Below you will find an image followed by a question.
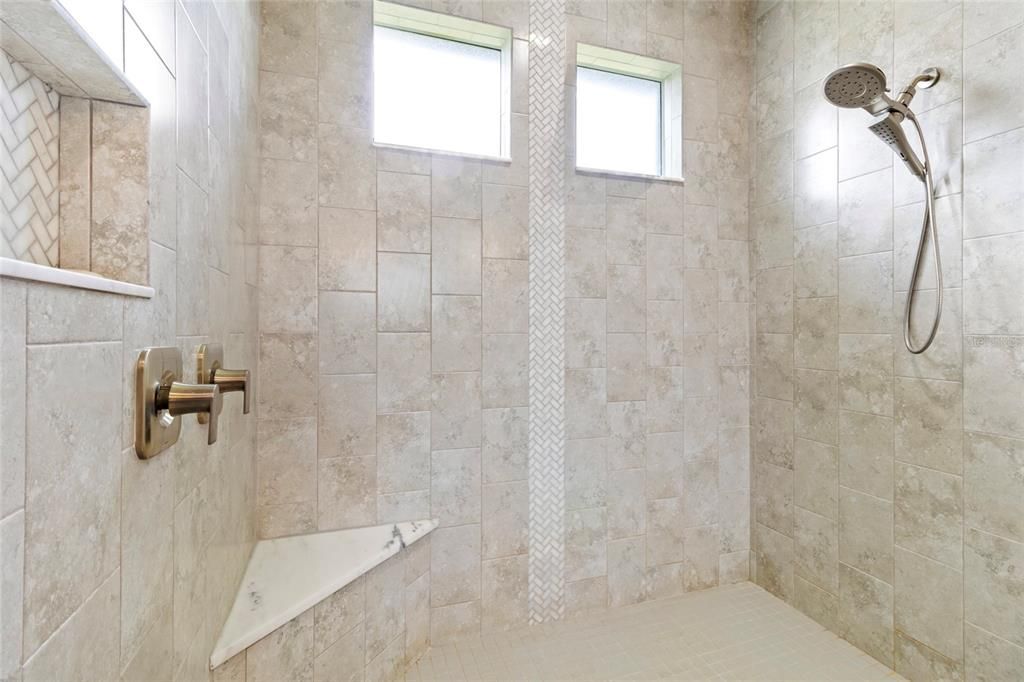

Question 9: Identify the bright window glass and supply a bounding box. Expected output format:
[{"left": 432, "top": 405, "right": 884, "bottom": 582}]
[
  {"left": 373, "top": 26, "right": 502, "bottom": 157},
  {"left": 576, "top": 67, "right": 661, "bottom": 176}
]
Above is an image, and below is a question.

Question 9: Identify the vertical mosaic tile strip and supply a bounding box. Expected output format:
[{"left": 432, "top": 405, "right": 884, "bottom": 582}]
[
  {"left": 0, "top": 52, "right": 59, "bottom": 266},
  {"left": 527, "top": 0, "right": 567, "bottom": 624}
]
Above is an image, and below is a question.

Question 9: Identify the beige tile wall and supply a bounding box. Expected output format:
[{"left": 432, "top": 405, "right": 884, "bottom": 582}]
[
  {"left": 750, "top": 0, "right": 1024, "bottom": 678},
  {"left": 256, "top": 0, "right": 754, "bottom": 652},
  {"left": 0, "top": 1, "right": 262, "bottom": 680}
]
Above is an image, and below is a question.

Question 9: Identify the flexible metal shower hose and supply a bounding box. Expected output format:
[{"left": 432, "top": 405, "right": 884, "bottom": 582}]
[{"left": 902, "top": 112, "right": 942, "bottom": 354}]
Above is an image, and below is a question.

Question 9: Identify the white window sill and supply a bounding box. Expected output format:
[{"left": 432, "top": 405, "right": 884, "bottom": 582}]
[
  {"left": 0, "top": 257, "right": 154, "bottom": 298},
  {"left": 372, "top": 141, "right": 511, "bottom": 165},
  {"left": 575, "top": 166, "right": 686, "bottom": 184}
]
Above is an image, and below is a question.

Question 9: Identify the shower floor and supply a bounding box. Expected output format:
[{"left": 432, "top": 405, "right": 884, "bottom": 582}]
[{"left": 405, "top": 582, "right": 903, "bottom": 681}]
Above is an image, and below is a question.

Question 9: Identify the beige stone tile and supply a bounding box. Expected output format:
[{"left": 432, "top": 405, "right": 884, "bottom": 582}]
[
  {"left": 607, "top": 468, "right": 645, "bottom": 540},
  {"left": 755, "top": 0, "right": 793, "bottom": 80},
  {"left": 260, "top": 70, "right": 316, "bottom": 162},
  {"left": 894, "top": 631, "right": 963, "bottom": 682},
  {"left": 719, "top": 177, "right": 750, "bottom": 241},
  {"left": 257, "top": 418, "right": 316, "bottom": 507},
  {"left": 364, "top": 555, "right": 404, "bottom": 666},
  {"left": 756, "top": 333, "right": 793, "bottom": 401},
  {"left": 795, "top": 368, "right": 838, "bottom": 445},
  {"left": 684, "top": 396, "right": 719, "bottom": 461},
  {"left": 260, "top": 245, "right": 317, "bottom": 333},
  {"left": 1, "top": 510, "right": 24, "bottom": 681},
  {"left": 755, "top": 461, "right": 794, "bottom": 536},
  {"left": 405, "top": 571, "right": 429, "bottom": 661},
  {"left": 965, "top": 624, "right": 1024, "bottom": 682},
  {"left": 432, "top": 295, "right": 481, "bottom": 373},
  {"left": 482, "top": 184, "right": 528, "bottom": 260},
  {"left": 753, "top": 396, "right": 794, "bottom": 469},
  {"left": 719, "top": 427, "right": 750, "bottom": 493},
  {"left": 313, "top": 623, "right": 363, "bottom": 682},
  {"left": 794, "top": 0, "right": 837, "bottom": 91},
  {"left": 122, "top": 606, "right": 173, "bottom": 682},
  {"left": 646, "top": 497, "right": 685, "bottom": 566},
  {"left": 318, "top": 456, "right": 377, "bottom": 530},
  {"left": 607, "top": 537, "right": 646, "bottom": 607},
  {"left": 794, "top": 223, "right": 837, "bottom": 300},
  {"left": 175, "top": 172, "right": 209, "bottom": 336},
  {"left": 260, "top": 158, "right": 317, "bottom": 247},
  {"left": 318, "top": 39, "right": 371, "bottom": 128},
  {"left": 246, "top": 610, "right": 314, "bottom": 682},
  {"left": 838, "top": 253, "right": 894, "bottom": 334},
  {"left": 838, "top": 107, "right": 892, "bottom": 182},
  {"left": 318, "top": 374, "right": 375, "bottom": 459},
  {"left": 481, "top": 407, "right": 528, "bottom": 484},
  {"left": 894, "top": 194, "right": 962, "bottom": 291},
  {"left": 23, "top": 343, "right": 121, "bottom": 655},
  {"left": 895, "top": 547, "right": 964, "bottom": 660},
  {"left": 482, "top": 333, "right": 527, "bottom": 408},
  {"left": 566, "top": 298, "right": 607, "bottom": 369},
  {"left": 718, "top": 239, "right": 750, "bottom": 303},
  {"left": 319, "top": 207, "right": 376, "bottom": 291},
  {"left": 431, "top": 372, "right": 482, "bottom": 449},
  {"left": 377, "top": 253, "right": 430, "bottom": 332},
  {"left": 646, "top": 234, "right": 684, "bottom": 301},
  {"left": 313, "top": 576, "right": 364, "bottom": 656},
  {"left": 377, "top": 333, "right": 431, "bottom": 414},
  {"left": 605, "top": 0, "right": 645, "bottom": 52},
  {"left": 432, "top": 156, "right": 481, "bottom": 219},
  {"left": 607, "top": 264, "right": 645, "bottom": 333},
  {"left": 965, "top": 528, "right": 1024, "bottom": 648},
  {"left": 964, "top": 335, "right": 1024, "bottom": 440},
  {"left": 259, "top": 333, "right": 317, "bottom": 419},
  {"left": 57, "top": 97, "right": 90, "bottom": 268},
  {"left": 839, "top": 409, "right": 893, "bottom": 501},
  {"left": 172, "top": 484, "right": 205, "bottom": 673},
  {"left": 566, "top": 228, "right": 607, "bottom": 298},
  {"left": 646, "top": 182, "right": 684, "bottom": 235},
  {"left": 794, "top": 507, "right": 838, "bottom": 593},
  {"left": 963, "top": 126, "right": 1024, "bottom": 240},
  {"left": 683, "top": 269, "right": 717, "bottom": 333},
  {"left": 964, "top": 24, "right": 1024, "bottom": 143},
  {"left": 432, "top": 447, "right": 482, "bottom": 524},
  {"left": 608, "top": 401, "right": 645, "bottom": 470},
  {"left": 378, "top": 490, "right": 430, "bottom": 523},
  {"left": 430, "top": 525, "right": 481, "bottom": 606},
  {"left": 90, "top": 101, "right": 149, "bottom": 284},
  {"left": 22, "top": 569, "right": 119, "bottom": 682},
  {"left": 26, "top": 286, "right": 122, "bottom": 344},
  {"left": 377, "top": 171, "right": 431, "bottom": 254},
  {"left": 719, "top": 365, "right": 750, "bottom": 430},
  {"left": 646, "top": 367, "right": 684, "bottom": 435},
  {"left": 894, "top": 99, "right": 963, "bottom": 205},
  {"left": 839, "top": 333, "right": 894, "bottom": 417},
  {"left": 176, "top": 4, "right": 208, "bottom": 187},
  {"left": 260, "top": 0, "right": 316, "bottom": 76},
  {"left": 964, "top": 233, "right": 1024, "bottom": 335},
  {"left": 319, "top": 291, "right": 376, "bottom": 375},
  {"left": 793, "top": 575, "right": 838, "bottom": 631},
  {"left": 684, "top": 140, "right": 721, "bottom": 207},
  {"left": 720, "top": 487, "right": 751, "bottom": 555},
  {"left": 965, "top": 431, "right": 1024, "bottom": 545},
  {"left": 894, "top": 377, "right": 962, "bottom": 475},
  {"left": 481, "top": 555, "right": 528, "bottom": 632},
  {"left": 319, "top": 124, "right": 375, "bottom": 210},
  {"left": 564, "top": 438, "right": 607, "bottom": 512},
  {"left": 838, "top": 562, "right": 894, "bottom": 668},
  {"left": 258, "top": 502, "right": 316, "bottom": 539},
  {"left": 430, "top": 600, "right": 480, "bottom": 645},
  {"left": 839, "top": 487, "right": 894, "bottom": 584},
  {"left": 566, "top": 368, "right": 609, "bottom": 439},
  {"left": 837, "top": 168, "right": 892, "bottom": 257},
  {"left": 755, "top": 523, "right": 794, "bottom": 601},
  {"left": 754, "top": 133, "right": 793, "bottom": 208},
  {"left": 564, "top": 575, "right": 608, "bottom": 619},
  {"left": 482, "top": 258, "right": 528, "bottom": 333},
  {"left": 482, "top": 481, "right": 528, "bottom": 559},
  {"left": 645, "top": 431, "right": 683, "bottom": 500},
  {"left": 432, "top": 218, "right": 482, "bottom": 295},
  {"left": 567, "top": 507, "right": 608, "bottom": 581},
  {"left": 607, "top": 196, "right": 646, "bottom": 266},
  {"left": 719, "top": 302, "right": 752, "bottom": 366},
  {"left": 756, "top": 267, "right": 794, "bottom": 334},
  {"left": 607, "top": 333, "right": 645, "bottom": 402},
  {"left": 895, "top": 462, "right": 963, "bottom": 569}
]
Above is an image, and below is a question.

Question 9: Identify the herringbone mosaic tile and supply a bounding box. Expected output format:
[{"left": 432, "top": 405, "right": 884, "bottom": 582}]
[
  {"left": 1, "top": 50, "right": 59, "bottom": 266},
  {"left": 527, "top": 0, "right": 568, "bottom": 625}
]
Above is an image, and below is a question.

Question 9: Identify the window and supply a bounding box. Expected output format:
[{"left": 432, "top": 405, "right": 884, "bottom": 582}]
[
  {"left": 373, "top": 1, "right": 512, "bottom": 159},
  {"left": 575, "top": 44, "right": 683, "bottom": 180}
]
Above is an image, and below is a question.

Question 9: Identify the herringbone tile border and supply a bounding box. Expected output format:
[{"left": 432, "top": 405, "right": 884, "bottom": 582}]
[
  {"left": 1, "top": 51, "right": 59, "bottom": 266},
  {"left": 527, "top": 0, "right": 567, "bottom": 625}
]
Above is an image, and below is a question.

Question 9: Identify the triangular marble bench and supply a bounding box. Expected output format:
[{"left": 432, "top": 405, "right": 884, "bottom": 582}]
[{"left": 209, "top": 519, "right": 438, "bottom": 669}]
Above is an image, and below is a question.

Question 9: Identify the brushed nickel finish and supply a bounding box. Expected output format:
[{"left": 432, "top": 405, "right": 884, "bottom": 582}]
[
  {"left": 196, "top": 343, "right": 251, "bottom": 423},
  {"left": 135, "top": 346, "right": 223, "bottom": 459}
]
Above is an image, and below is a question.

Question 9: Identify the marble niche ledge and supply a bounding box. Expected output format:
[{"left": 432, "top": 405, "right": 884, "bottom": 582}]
[{"left": 210, "top": 519, "right": 438, "bottom": 669}]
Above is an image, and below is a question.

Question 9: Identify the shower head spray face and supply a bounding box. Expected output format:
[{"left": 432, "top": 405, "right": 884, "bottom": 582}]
[
  {"left": 868, "top": 114, "right": 926, "bottom": 180},
  {"left": 823, "top": 63, "right": 888, "bottom": 110}
]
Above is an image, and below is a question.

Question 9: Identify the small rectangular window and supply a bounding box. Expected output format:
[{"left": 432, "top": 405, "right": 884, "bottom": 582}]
[
  {"left": 575, "top": 44, "right": 683, "bottom": 180},
  {"left": 373, "top": 1, "right": 512, "bottom": 160}
]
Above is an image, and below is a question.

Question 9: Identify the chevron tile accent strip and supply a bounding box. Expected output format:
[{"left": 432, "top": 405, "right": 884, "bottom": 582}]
[
  {"left": 1, "top": 51, "right": 59, "bottom": 266},
  {"left": 527, "top": 0, "right": 567, "bottom": 625}
]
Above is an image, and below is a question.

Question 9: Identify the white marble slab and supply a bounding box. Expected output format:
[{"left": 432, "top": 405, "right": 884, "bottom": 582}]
[
  {"left": 209, "top": 519, "right": 438, "bottom": 669},
  {"left": 0, "top": 257, "right": 154, "bottom": 298}
]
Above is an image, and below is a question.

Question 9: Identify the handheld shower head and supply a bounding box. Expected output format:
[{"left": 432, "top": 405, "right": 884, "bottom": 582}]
[
  {"left": 869, "top": 113, "right": 926, "bottom": 180},
  {"left": 823, "top": 63, "right": 889, "bottom": 111}
]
